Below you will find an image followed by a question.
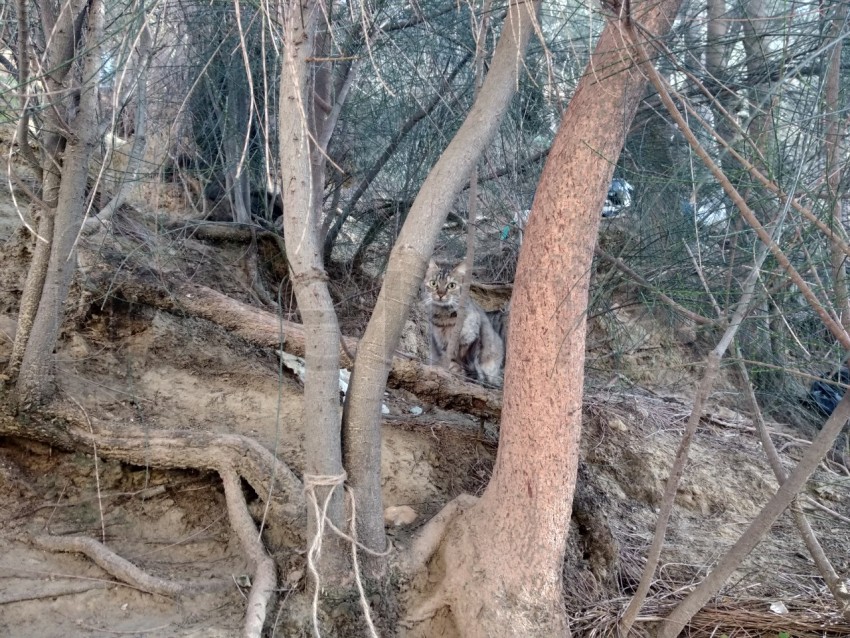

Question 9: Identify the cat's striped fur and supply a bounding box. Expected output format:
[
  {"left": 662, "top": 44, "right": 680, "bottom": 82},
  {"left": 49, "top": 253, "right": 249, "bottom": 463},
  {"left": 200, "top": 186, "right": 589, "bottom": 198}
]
[{"left": 421, "top": 259, "right": 505, "bottom": 386}]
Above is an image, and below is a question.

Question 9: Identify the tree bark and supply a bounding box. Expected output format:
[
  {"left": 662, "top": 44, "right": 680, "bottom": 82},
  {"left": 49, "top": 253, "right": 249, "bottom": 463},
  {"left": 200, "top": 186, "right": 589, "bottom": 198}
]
[
  {"left": 415, "top": 1, "right": 682, "bottom": 634},
  {"left": 341, "top": 0, "right": 541, "bottom": 563},
  {"left": 6, "top": 0, "right": 86, "bottom": 377},
  {"left": 824, "top": 2, "right": 850, "bottom": 332},
  {"left": 278, "top": 0, "right": 348, "bottom": 584},
  {"left": 16, "top": 0, "right": 105, "bottom": 405}
]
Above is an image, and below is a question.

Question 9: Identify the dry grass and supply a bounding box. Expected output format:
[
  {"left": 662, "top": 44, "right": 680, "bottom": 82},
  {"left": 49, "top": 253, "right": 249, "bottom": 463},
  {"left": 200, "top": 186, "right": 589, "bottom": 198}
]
[{"left": 568, "top": 594, "right": 850, "bottom": 637}]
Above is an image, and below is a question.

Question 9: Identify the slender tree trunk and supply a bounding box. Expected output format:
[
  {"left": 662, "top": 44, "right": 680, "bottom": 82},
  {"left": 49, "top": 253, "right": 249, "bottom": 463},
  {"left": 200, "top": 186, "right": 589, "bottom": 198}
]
[
  {"left": 16, "top": 0, "right": 105, "bottom": 404},
  {"left": 8, "top": 161, "right": 58, "bottom": 377},
  {"left": 6, "top": 0, "right": 86, "bottom": 377},
  {"left": 824, "top": 2, "right": 850, "bottom": 332},
  {"left": 278, "top": 0, "right": 348, "bottom": 585},
  {"left": 14, "top": 0, "right": 41, "bottom": 179},
  {"left": 341, "top": 0, "right": 541, "bottom": 565},
  {"left": 425, "top": 2, "right": 682, "bottom": 635}
]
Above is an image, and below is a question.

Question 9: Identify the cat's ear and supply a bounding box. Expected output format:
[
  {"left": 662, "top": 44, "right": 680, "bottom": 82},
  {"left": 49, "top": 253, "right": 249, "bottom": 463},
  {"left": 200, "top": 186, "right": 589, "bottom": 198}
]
[
  {"left": 426, "top": 258, "right": 438, "bottom": 274},
  {"left": 453, "top": 262, "right": 467, "bottom": 278}
]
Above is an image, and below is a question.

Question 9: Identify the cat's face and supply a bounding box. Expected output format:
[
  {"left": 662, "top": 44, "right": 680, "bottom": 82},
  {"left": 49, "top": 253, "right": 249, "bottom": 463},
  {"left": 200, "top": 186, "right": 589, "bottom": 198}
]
[{"left": 423, "top": 260, "right": 466, "bottom": 309}]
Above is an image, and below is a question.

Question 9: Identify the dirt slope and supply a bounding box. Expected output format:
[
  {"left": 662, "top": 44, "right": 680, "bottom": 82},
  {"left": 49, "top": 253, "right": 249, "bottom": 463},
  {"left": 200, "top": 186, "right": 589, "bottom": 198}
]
[{"left": 1, "top": 159, "right": 849, "bottom": 637}]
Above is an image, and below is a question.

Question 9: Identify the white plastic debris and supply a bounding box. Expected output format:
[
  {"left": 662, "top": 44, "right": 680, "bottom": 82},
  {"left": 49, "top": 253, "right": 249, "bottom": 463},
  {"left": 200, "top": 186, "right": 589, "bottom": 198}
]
[
  {"left": 277, "top": 351, "right": 389, "bottom": 412},
  {"left": 278, "top": 351, "right": 306, "bottom": 382},
  {"left": 769, "top": 601, "right": 789, "bottom": 615},
  {"left": 338, "top": 367, "right": 351, "bottom": 396},
  {"left": 410, "top": 406, "right": 423, "bottom": 416}
]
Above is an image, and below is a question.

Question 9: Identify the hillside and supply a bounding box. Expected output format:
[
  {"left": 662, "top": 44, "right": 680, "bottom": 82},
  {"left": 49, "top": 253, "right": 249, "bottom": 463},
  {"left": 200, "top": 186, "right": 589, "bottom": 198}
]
[{"left": 1, "top": 141, "right": 849, "bottom": 637}]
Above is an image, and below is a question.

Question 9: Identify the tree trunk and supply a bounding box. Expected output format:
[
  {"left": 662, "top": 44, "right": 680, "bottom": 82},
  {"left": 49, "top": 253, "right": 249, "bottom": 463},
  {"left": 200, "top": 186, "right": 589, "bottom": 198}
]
[
  {"left": 16, "top": 0, "right": 105, "bottom": 405},
  {"left": 6, "top": 0, "right": 84, "bottom": 377},
  {"left": 278, "top": 0, "right": 349, "bottom": 585},
  {"left": 824, "top": 1, "right": 849, "bottom": 332},
  {"left": 341, "top": 0, "right": 541, "bottom": 566},
  {"left": 417, "top": 1, "right": 682, "bottom": 634}
]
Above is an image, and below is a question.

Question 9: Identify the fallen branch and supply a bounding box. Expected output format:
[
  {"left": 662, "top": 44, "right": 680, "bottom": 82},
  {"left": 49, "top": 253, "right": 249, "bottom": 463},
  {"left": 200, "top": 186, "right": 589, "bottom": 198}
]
[
  {"left": 32, "top": 534, "right": 226, "bottom": 596},
  {"left": 86, "top": 268, "right": 503, "bottom": 419}
]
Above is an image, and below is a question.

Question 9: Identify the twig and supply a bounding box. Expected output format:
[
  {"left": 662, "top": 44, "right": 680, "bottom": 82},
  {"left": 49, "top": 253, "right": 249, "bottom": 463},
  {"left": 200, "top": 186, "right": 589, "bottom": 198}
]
[
  {"left": 0, "top": 580, "right": 110, "bottom": 604},
  {"left": 68, "top": 395, "right": 106, "bottom": 543},
  {"left": 683, "top": 242, "right": 722, "bottom": 319},
  {"left": 595, "top": 246, "right": 714, "bottom": 326},
  {"left": 803, "top": 496, "right": 850, "bottom": 525}
]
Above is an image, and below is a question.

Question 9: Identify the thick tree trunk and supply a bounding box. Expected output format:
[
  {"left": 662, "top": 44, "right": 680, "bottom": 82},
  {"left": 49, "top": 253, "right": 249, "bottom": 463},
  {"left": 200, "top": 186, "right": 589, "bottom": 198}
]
[
  {"left": 413, "top": 1, "right": 682, "bottom": 635},
  {"left": 278, "top": 0, "right": 349, "bottom": 586},
  {"left": 16, "top": 0, "right": 104, "bottom": 405},
  {"left": 341, "top": 0, "right": 541, "bottom": 566}
]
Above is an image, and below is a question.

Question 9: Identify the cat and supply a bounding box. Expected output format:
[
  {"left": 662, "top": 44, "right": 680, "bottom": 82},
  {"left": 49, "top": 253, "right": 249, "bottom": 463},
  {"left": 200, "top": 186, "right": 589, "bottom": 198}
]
[{"left": 421, "top": 259, "right": 505, "bottom": 386}]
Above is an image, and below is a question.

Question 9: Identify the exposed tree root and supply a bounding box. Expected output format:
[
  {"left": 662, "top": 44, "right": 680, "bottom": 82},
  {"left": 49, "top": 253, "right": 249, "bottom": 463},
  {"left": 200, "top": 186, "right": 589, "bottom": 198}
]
[
  {"left": 85, "top": 267, "right": 503, "bottom": 418},
  {"left": 220, "top": 467, "right": 278, "bottom": 638},
  {"left": 401, "top": 494, "right": 478, "bottom": 629},
  {"left": 0, "top": 402, "right": 306, "bottom": 538},
  {"left": 0, "top": 400, "right": 302, "bottom": 635},
  {"left": 403, "top": 493, "right": 569, "bottom": 637},
  {"left": 164, "top": 220, "right": 258, "bottom": 243},
  {"left": 404, "top": 493, "right": 478, "bottom": 574},
  {"left": 31, "top": 534, "right": 227, "bottom": 596}
]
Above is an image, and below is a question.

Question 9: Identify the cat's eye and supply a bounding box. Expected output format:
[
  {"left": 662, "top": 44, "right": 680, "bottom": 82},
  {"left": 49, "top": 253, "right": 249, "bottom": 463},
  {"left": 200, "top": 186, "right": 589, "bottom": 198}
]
[
  {"left": 448, "top": 282, "right": 457, "bottom": 289},
  {"left": 428, "top": 280, "right": 437, "bottom": 288}
]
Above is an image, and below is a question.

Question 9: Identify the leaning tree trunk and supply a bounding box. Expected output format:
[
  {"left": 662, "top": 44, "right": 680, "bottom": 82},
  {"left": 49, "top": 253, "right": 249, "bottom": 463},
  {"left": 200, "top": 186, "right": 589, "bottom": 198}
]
[
  {"left": 341, "top": 0, "right": 541, "bottom": 565},
  {"left": 7, "top": 0, "right": 86, "bottom": 377},
  {"left": 414, "top": 1, "right": 682, "bottom": 635},
  {"left": 16, "top": 0, "right": 105, "bottom": 405}
]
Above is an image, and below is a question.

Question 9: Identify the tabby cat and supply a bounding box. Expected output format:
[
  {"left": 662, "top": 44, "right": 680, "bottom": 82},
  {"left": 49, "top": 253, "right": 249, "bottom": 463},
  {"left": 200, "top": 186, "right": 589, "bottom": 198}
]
[{"left": 421, "top": 259, "right": 505, "bottom": 386}]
